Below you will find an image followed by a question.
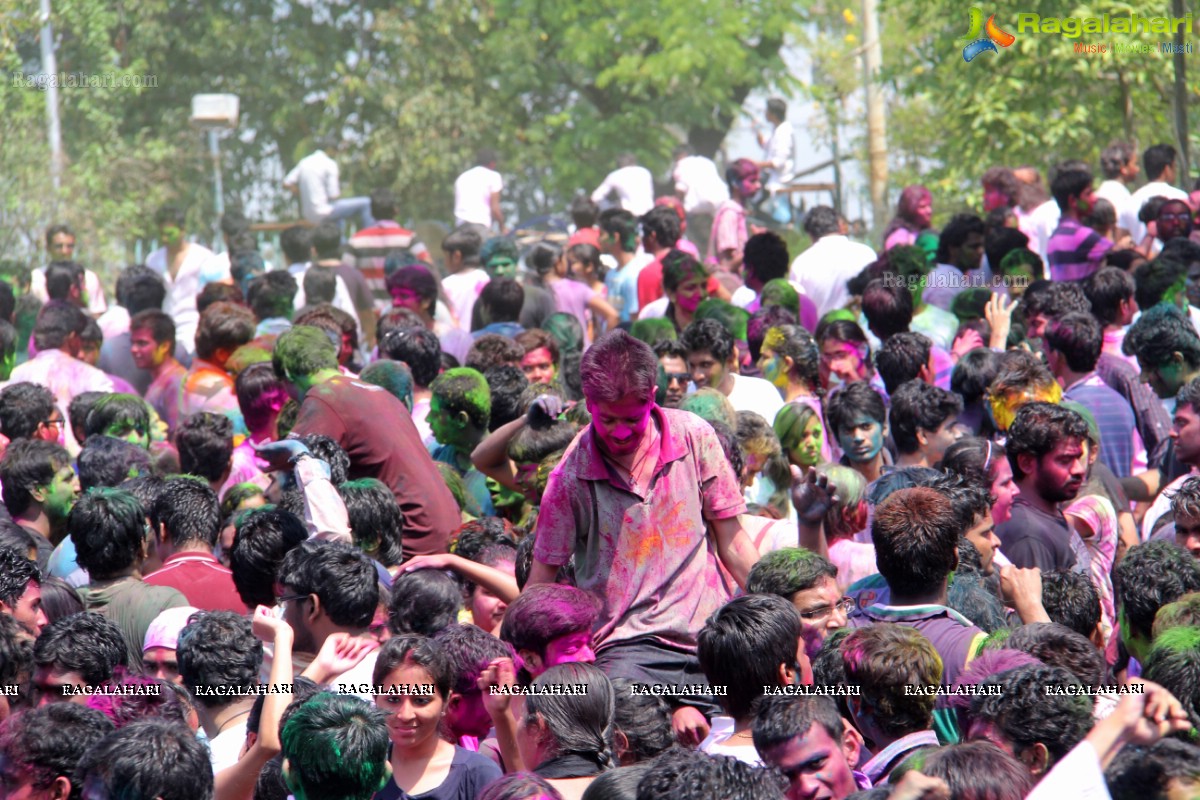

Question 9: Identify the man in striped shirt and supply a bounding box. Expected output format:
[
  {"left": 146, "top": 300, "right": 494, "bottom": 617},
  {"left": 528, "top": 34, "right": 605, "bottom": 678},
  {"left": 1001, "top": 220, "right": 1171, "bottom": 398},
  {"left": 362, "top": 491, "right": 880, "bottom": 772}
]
[
  {"left": 346, "top": 188, "right": 430, "bottom": 310},
  {"left": 1046, "top": 160, "right": 1112, "bottom": 282}
]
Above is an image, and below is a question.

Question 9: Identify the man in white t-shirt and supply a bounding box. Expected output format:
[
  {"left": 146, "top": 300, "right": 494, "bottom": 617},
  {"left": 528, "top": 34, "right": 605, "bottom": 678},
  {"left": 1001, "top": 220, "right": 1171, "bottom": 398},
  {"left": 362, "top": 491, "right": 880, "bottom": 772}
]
[
  {"left": 789, "top": 206, "right": 877, "bottom": 320},
  {"left": 754, "top": 98, "right": 796, "bottom": 223},
  {"left": 682, "top": 317, "right": 784, "bottom": 426},
  {"left": 454, "top": 149, "right": 506, "bottom": 233},
  {"left": 145, "top": 204, "right": 229, "bottom": 354},
  {"left": 1094, "top": 141, "right": 1141, "bottom": 237},
  {"left": 283, "top": 139, "right": 374, "bottom": 229},
  {"left": 32, "top": 224, "right": 107, "bottom": 315},
  {"left": 591, "top": 154, "right": 655, "bottom": 216},
  {"left": 439, "top": 225, "right": 490, "bottom": 332},
  {"left": 1130, "top": 143, "right": 1190, "bottom": 243},
  {"left": 673, "top": 146, "right": 729, "bottom": 215},
  {"left": 673, "top": 145, "right": 730, "bottom": 257}
]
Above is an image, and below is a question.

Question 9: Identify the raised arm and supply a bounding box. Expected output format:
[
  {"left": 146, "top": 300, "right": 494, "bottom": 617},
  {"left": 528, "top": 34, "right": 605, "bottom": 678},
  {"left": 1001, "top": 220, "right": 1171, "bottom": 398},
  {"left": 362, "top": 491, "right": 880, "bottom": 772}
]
[
  {"left": 402, "top": 553, "right": 519, "bottom": 603},
  {"left": 213, "top": 608, "right": 295, "bottom": 800},
  {"left": 471, "top": 395, "right": 563, "bottom": 492}
]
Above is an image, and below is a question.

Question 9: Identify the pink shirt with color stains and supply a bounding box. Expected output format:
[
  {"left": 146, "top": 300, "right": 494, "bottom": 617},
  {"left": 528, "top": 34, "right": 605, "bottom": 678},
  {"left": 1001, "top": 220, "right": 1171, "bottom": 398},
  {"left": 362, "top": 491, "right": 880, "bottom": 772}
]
[{"left": 534, "top": 406, "right": 747, "bottom": 651}]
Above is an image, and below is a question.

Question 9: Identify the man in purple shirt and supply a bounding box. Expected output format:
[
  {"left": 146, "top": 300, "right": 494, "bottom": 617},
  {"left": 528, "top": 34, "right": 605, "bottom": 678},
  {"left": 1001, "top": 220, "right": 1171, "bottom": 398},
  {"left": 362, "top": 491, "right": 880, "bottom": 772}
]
[
  {"left": 1045, "top": 160, "right": 1112, "bottom": 282},
  {"left": 1045, "top": 312, "right": 1138, "bottom": 477},
  {"left": 854, "top": 487, "right": 988, "bottom": 687},
  {"left": 997, "top": 402, "right": 1089, "bottom": 572}
]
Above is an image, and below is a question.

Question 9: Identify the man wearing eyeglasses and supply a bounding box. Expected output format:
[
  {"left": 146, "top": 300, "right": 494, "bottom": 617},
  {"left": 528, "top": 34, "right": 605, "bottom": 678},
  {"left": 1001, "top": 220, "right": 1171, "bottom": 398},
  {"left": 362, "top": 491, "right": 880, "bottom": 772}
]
[{"left": 747, "top": 548, "right": 852, "bottom": 661}]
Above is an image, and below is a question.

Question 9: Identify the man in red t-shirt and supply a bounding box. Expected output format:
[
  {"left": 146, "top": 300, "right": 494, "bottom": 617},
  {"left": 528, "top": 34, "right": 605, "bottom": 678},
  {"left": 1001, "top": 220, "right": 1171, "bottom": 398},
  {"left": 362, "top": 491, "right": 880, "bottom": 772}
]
[
  {"left": 144, "top": 478, "right": 248, "bottom": 613},
  {"left": 273, "top": 325, "right": 459, "bottom": 556},
  {"left": 636, "top": 205, "right": 683, "bottom": 309}
]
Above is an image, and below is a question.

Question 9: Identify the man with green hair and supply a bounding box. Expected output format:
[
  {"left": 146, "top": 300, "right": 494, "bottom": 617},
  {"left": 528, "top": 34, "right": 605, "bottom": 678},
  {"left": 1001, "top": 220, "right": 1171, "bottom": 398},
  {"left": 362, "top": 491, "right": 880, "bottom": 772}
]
[
  {"left": 282, "top": 692, "right": 392, "bottom": 800},
  {"left": 747, "top": 546, "right": 851, "bottom": 660},
  {"left": 480, "top": 237, "right": 519, "bottom": 279},
  {"left": 428, "top": 367, "right": 495, "bottom": 515},
  {"left": 759, "top": 278, "right": 818, "bottom": 332},
  {"left": 273, "top": 325, "right": 460, "bottom": 556}
]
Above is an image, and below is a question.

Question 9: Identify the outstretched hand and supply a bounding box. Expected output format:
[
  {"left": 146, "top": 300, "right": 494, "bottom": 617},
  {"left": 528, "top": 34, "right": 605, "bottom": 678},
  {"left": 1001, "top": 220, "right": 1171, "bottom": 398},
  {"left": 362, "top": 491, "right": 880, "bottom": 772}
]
[
  {"left": 1114, "top": 679, "right": 1193, "bottom": 746},
  {"left": 951, "top": 328, "right": 984, "bottom": 361},
  {"left": 790, "top": 466, "right": 838, "bottom": 525},
  {"left": 984, "top": 293, "right": 1018, "bottom": 350},
  {"left": 306, "top": 632, "right": 378, "bottom": 684},
  {"left": 253, "top": 438, "right": 311, "bottom": 472},
  {"left": 527, "top": 394, "right": 566, "bottom": 425}
]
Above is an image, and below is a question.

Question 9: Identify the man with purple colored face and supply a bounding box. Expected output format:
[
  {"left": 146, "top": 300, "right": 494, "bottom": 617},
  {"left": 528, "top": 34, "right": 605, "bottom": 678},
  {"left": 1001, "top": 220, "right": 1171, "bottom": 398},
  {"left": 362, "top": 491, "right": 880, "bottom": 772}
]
[{"left": 528, "top": 329, "right": 760, "bottom": 735}]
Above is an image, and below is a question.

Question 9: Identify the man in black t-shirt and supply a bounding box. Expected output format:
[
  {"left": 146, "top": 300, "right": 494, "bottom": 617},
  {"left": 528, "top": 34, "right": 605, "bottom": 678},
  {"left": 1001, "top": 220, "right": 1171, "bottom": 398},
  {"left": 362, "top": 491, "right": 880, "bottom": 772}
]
[{"left": 997, "top": 402, "right": 1090, "bottom": 572}]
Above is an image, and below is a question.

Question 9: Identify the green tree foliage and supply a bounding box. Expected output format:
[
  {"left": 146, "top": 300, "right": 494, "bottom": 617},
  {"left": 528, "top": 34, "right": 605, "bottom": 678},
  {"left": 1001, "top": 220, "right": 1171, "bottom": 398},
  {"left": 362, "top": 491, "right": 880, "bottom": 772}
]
[
  {"left": 881, "top": 0, "right": 1192, "bottom": 216},
  {"left": 2, "top": 0, "right": 807, "bottom": 267}
]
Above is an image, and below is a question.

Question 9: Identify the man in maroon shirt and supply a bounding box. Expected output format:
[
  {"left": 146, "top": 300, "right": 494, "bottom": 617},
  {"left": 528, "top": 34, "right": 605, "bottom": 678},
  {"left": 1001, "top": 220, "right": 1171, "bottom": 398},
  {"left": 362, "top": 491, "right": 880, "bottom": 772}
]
[
  {"left": 273, "top": 325, "right": 459, "bottom": 556},
  {"left": 144, "top": 478, "right": 248, "bottom": 613}
]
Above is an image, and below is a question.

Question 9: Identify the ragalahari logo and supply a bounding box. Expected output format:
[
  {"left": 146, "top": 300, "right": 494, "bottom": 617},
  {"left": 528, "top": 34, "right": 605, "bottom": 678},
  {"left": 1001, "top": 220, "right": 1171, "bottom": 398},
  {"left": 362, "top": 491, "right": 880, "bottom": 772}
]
[{"left": 959, "top": 7, "right": 1016, "bottom": 62}]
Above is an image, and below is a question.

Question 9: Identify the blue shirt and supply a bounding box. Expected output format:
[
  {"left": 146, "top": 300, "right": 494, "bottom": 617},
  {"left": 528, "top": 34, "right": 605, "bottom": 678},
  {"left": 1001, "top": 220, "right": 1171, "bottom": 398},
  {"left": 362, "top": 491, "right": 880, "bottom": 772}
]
[
  {"left": 605, "top": 257, "right": 642, "bottom": 324},
  {"left": 428, "top": 442, "right": 496, "bottom": 516}
]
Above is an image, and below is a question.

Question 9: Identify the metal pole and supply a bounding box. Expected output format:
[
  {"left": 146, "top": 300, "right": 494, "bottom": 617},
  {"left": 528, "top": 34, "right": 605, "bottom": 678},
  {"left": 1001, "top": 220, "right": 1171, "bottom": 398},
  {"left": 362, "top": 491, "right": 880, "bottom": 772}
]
[
  {"left": 861, "top": 0, "right": 888, "bottom": 236},
  {"left": 1172, "top": 0, "right": 1189, "bottom": 183},
  {"left": 209, "top": 129, "right": 225, "bottom": 252},
  {"left": 39, "top": 0, "right": 62, "bottom": 193},
  {"left": 831, "top": 103, "right": 844, "bottom": 215}
]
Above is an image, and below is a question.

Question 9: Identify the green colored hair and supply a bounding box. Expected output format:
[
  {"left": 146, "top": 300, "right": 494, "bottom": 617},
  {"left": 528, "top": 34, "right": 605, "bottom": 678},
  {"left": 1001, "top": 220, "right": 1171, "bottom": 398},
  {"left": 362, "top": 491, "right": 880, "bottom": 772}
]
[
  {"left": 1060, "top": 400, "right": 1101, "bottom": 445},
  {"left": 951, "top": 287, "right": 992, "bottom": 322},
  {"left": 481, "top": 237, "right": 519, "bottom": 270},
  {"left": 998, "top": 247, "right": 1042, "bottom": 278},
  {"left": 630, "top": 317, "right": 677, "bottom": 347},
  {"left": 678, "top": 387, "right": 736, "bottom": 429},
  {"left": 662, "top": 250, "right": 707, "bottom": 292},
  {"left": 981, "top": 627, "right": 1013, "bottom": 650},
  {"left": 281, "top": 692, "right": 390, "bottom": 800},
  {"left": 746, "top": 546, "right": 837, "bottom": 597},
  {"left": 774, "top": 401, "right": 821, "bottom": 451},
  {"left": 273, "top": 325, "right": 338, "bottom": 381},
  {"left": 817, "top": 463, "right": 865, "bottom": 512},
  {"left": 694, "top": 299, "right": 749, "bottom": 342},
  {"left": 1149, "top": 624, "right": 1200, "bottom": 654},
  {"left": 1152, "top": 592, "right": 1200, "bottom": 639},
  {"left": 889, "top": 245, "right": 932, "bottom": 280},
  {"left": 759, "top": 279, "right": 800, "bottom": 315},
  {"left": 820, "top": 308, "right": 857, "bottom": 327},
  {"left": 430, "top": 367, "right": 491, "bottom": 429}
]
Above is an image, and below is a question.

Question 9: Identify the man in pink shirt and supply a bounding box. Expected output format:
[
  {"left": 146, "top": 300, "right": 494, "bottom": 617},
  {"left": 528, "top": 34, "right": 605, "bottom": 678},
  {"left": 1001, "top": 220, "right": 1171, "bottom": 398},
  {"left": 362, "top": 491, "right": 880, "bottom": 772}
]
[
  {"left": 529, "top": 330, "right": 759, "bottom": 737},
  {"left": 708, "top": 159, "right": 761, "bottom": 275}
]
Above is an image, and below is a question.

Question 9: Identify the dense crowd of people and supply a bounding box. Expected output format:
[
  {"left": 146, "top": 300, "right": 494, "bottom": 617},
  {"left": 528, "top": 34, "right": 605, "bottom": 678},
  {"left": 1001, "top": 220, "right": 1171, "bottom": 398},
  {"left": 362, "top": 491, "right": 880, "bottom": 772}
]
[{"left": 3, "top": 122, "right": 1200, "bottom": 800}]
